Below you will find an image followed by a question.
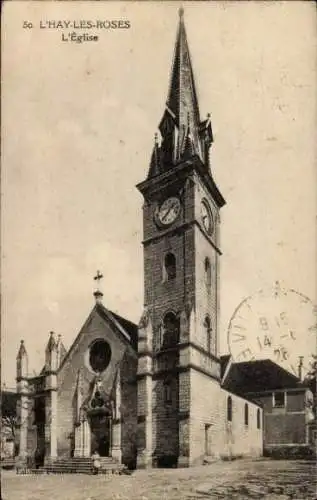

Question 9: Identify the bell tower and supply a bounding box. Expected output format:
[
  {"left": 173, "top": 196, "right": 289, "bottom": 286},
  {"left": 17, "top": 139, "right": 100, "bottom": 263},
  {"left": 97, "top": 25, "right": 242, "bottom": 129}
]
[{"left": 136, "top": 9, "right": 226, "bottom": 468}]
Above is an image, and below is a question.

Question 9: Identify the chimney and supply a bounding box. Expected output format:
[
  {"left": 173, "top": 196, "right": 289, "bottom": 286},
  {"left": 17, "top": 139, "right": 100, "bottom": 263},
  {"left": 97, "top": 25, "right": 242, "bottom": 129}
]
[{"left": 298, "top": 356, "right": 304, "bottom": 381}]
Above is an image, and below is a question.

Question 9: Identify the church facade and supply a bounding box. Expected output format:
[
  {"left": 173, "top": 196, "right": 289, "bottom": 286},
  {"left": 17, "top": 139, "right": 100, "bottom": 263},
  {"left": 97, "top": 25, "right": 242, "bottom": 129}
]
[{"left": 15, "top": 10, "right": 263, "bottom": 470}]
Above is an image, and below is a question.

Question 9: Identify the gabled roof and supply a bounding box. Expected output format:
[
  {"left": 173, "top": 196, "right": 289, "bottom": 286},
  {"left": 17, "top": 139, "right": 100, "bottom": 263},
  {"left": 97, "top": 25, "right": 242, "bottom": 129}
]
[
  {"left": 222, "top": 359, "right": 303, "bottom": 395},
  {"left": 57, "top": 302, "right": 138, "bottom": 373},
  {"left": 33, "top": 303, "right": 138, "bottom": 379}
]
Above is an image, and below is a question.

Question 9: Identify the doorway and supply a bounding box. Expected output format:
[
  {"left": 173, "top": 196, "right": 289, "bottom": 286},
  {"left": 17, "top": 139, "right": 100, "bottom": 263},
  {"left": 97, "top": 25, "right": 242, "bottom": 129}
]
[
  {"left": 204, "top": 424, "right": 211, "bottom": 456},
  {"left": 90, "top": 414, "right": 112, "bottom": 456}
]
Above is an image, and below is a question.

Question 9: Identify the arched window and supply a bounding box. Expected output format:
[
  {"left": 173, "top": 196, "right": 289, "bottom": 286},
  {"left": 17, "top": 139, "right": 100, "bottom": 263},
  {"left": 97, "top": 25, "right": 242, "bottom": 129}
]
[
  {"left": 164, "top": 253, "right": 176, "bottom": 281},
  {"left": 227, "top": 396, "right": 232, "bottom": 422},
  {"left": 257, "top": 409, "right": 261, "bottom": 429},
  {"left": 244, "top": 403, "right": 249, "bottom": 426},
  {"left": 204, "top": 316, "right": 212, "bottom": 352},
  {"left": 162, "top": 312, "right": 180, "bottom": 347},
  {"left": 204, "top": 257, "right": 211, "bottom": 291}
]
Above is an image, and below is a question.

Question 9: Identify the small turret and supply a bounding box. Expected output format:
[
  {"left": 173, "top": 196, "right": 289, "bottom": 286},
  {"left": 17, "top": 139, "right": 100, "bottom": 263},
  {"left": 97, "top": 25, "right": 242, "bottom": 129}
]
[
  {"left": 16, "top": 340, "right": 29, "bottom": 463},
  {"left": 45, "top": 331, "right": 58, "bottom": 372},
  {"left": 56, "top": 334, "right": 66, "bottom": 368},
  {"left": 16, "top": 340, "right": 28, "bottom": 380},
  {"left": 182, "top": 114, "right": 196, "bottom": 160},
  {"left": 147, "top": 133, "right": 162, "bottom": 179}
]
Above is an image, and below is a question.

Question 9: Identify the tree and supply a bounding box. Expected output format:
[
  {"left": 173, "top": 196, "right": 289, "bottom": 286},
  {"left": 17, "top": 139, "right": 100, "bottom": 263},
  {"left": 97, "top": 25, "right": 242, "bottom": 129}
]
[
  {"left": 1, "top": 389, "right": 35, "bottom": 457},
  {"left": 1, "top": 391, "right": 18, "bottom": 433},
  {"left": 1, "top": 390, "right": 18, "bottom": 457},
  {"left": 304, "top": 355, "right": 317, "bottom": 419}
]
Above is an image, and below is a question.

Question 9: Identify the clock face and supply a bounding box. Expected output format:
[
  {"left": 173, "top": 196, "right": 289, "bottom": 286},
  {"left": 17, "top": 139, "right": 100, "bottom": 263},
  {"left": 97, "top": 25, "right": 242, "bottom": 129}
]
[
  {"left": 157, "top": 197, "right": 181, "bottom": 226},
  {"left": 227, "top": 282, "right": 317, "bottom": 377},
  {"left": 201, "top": 200, "right": 213, "bottom": 235}
]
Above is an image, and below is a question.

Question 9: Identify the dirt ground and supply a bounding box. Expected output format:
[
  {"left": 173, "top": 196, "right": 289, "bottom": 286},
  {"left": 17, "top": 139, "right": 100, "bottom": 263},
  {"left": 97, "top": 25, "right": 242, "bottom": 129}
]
[{"left": 2, "top": 459, "right": 316, "bottom": 500}]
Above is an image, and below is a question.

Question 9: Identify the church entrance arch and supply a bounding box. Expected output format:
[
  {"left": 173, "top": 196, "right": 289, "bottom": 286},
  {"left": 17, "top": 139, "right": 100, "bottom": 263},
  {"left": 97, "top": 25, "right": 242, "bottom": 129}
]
[
  {"left": 89, "top": 413, "right": 112, "bottom": 457},
  {"left": 87, "top": 389, "right": 113, "bottom": 457}
]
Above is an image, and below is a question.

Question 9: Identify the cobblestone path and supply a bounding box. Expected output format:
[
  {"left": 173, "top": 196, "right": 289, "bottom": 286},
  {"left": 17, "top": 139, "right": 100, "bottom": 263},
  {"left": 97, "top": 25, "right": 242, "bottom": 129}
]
[{"left": 2, "top": 459, "right": 316, "bottom": 500}]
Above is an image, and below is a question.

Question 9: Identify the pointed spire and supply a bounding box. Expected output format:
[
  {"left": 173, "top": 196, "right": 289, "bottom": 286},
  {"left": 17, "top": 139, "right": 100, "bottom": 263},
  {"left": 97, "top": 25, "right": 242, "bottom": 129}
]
[
  {"left": 141, "top": 8, "right": 223, "bottom": 197},
  {"left": 17, "top": 340, "right": 28, "bottom": 379},
  {"left": 148, "top": 133, "right": 162, "bottom": 178},
  {"left": 56, "top": 334, "right": 66, "bottom": 367},
  {"left": 46, "top": 331, "right": 57, "bottom": 352},
  {"left": 17, "top": 339, "right": 27, "bottom": 359},
  {"left": 45, "top": 331, "right": 59, "bottom": 372},
  {"left": 163, "top": 8, "right": 202, "bottom": 162},
  {"left": 182, "top": 113, "right": 196, "bottom": 160}
]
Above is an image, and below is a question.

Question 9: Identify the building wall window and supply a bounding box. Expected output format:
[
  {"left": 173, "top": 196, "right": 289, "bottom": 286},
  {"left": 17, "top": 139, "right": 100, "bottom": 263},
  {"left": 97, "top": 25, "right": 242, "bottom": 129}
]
[
  {"left": 204, "top": 257, "right": 211, "bottom": 291},
  {"left": 227, "top": 396, "right": 232, "bottom": 422},
  {"left": 273, "top": 391, "right": 286, "bottom": 408},
  {"left": 257, "top": 409, "right": 261, "bottom": 429},
  {"left": 163, "top": 380, "right": 172, "bottom": 405},
  {"left": 163, "top": 252, "right": 176, "bottom": 281},
  {"left": 204, "top": 315, "right": 212, "bottom": 352},
  {"left": 244, "top": 403, "right": 249, "bottom": 426},
  {"left": 162, "top": 311, "right": 180, "bottom": 348}
]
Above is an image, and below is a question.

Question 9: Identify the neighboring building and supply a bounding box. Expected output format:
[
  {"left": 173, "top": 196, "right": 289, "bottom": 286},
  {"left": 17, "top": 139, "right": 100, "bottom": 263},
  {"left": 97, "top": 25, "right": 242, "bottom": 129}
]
[
  {"left": 13, "top": 10, "right": 263, "bottom": 470},
  {"left": 221, "top": 357, "right": 315, "bottom": 457}
]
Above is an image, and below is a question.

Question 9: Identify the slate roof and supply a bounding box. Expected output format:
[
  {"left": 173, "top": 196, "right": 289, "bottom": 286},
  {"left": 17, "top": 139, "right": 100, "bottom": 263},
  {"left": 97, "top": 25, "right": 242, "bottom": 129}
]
[
  {"left": 165, "top": 8, "right": 201, "bottom": 159},
  {"left": 96, "top": 303, "right": 138, "bottom": 351},
  {"left": 222, "top": 359, "right": 303, "bottom": 395},
  {"left": 220, "top": 354, "right": 231, "bottom": 379}
]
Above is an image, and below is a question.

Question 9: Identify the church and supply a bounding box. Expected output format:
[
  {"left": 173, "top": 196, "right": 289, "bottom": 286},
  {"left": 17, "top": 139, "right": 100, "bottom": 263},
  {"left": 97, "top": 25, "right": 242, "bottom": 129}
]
[{"left": 15, "top": 9, "right": 266, "bottom": 471}]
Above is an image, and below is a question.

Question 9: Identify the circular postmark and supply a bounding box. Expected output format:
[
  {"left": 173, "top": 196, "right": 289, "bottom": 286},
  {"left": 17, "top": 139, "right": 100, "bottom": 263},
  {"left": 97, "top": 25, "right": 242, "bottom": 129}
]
[{"left": 227, "top": 281, "right": 317, "bottom": 376}]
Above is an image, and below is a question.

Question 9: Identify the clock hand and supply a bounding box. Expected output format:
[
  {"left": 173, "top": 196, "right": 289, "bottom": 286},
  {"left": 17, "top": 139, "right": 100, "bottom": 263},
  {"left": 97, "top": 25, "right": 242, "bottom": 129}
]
[{"left": 162, "top": 207, "right": 173, "bottom": 221}]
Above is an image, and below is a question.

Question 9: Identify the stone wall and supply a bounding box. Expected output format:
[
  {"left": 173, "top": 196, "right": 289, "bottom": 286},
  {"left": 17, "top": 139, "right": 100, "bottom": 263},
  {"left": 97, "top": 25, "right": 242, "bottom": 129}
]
[
  {"left": 152, "top": 373, "right": 179, "bottom": 465},
  {"left": 189, "top": 369, "right": 263, "bottom": 464},
  {"left": 193, "top": 174, "right": 220, "bottom": 357}
]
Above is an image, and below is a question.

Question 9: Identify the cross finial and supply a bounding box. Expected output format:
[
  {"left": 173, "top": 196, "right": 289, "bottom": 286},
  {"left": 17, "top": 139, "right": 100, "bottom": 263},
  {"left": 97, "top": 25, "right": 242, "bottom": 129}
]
[
  {"left": 93, "top": 270, "right": 104, "bottom": 304},
  {"left": 94, "top": 270, "right": 103, "bottom": 284},
  {"left": 179, "top": 6, "right": 184, "bottom": 19}
]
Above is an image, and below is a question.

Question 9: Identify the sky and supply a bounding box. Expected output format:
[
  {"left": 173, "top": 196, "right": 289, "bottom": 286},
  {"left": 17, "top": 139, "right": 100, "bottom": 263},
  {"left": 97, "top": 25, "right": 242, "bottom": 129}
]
[{"left": 2, "top": 1, "right": 316, "bottom": 387}]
